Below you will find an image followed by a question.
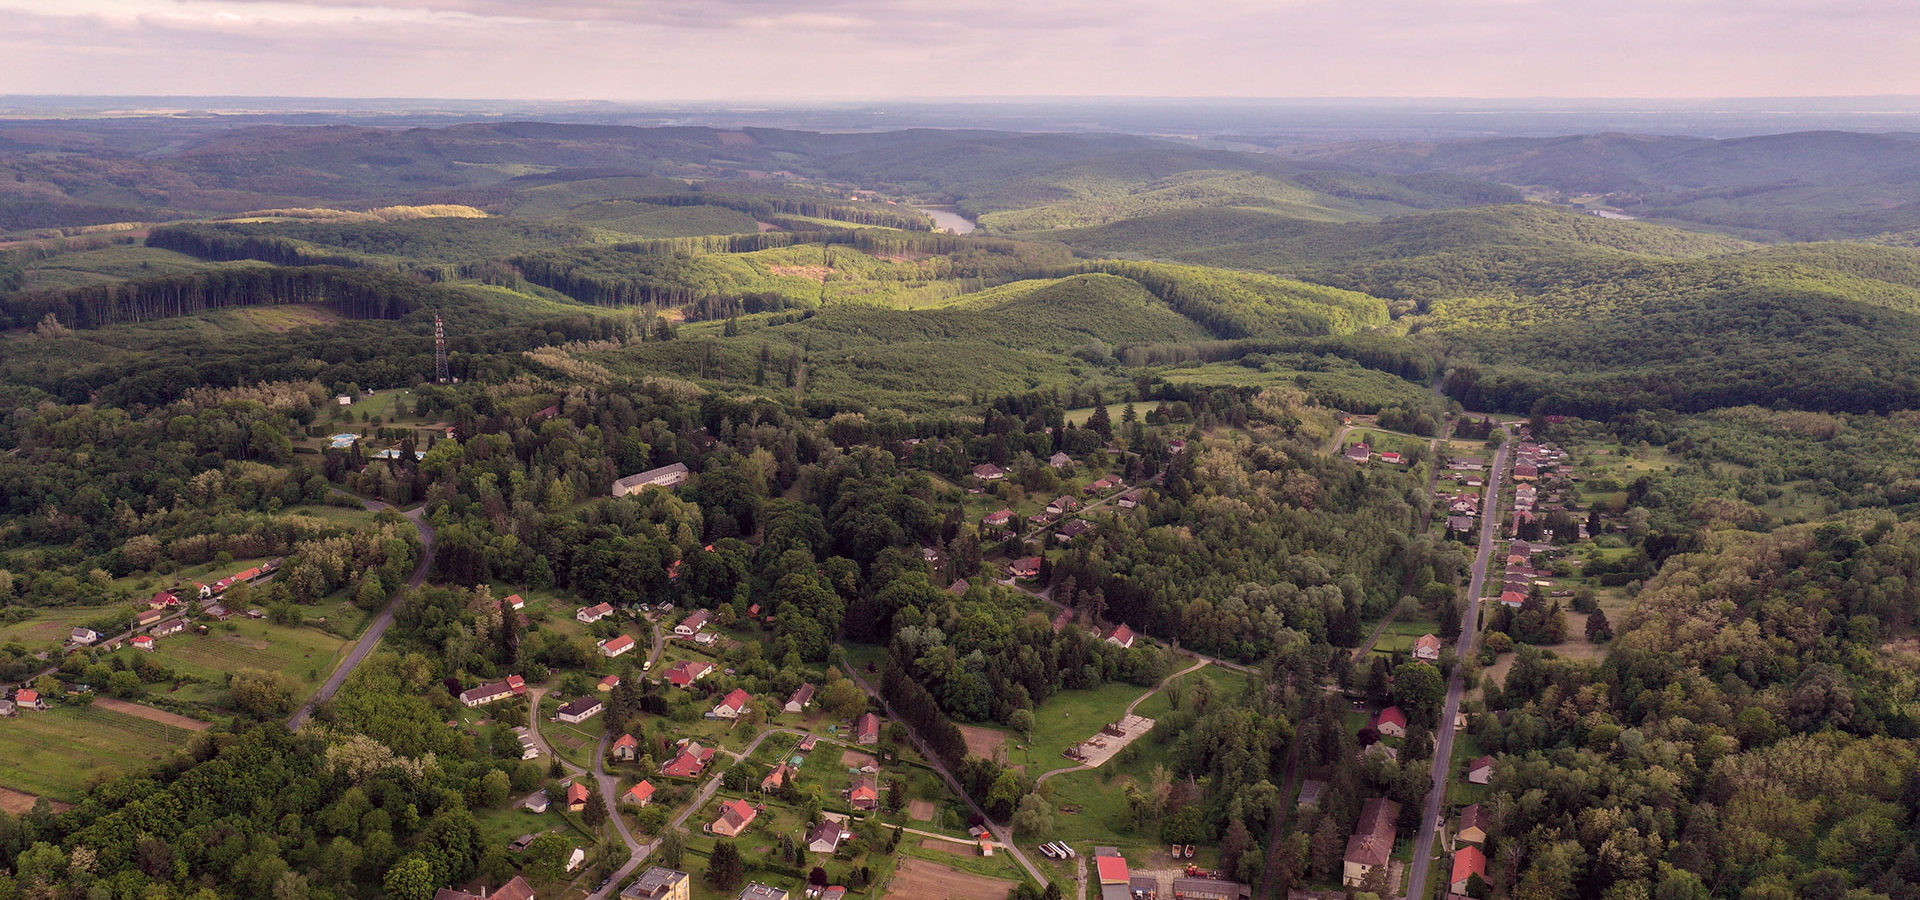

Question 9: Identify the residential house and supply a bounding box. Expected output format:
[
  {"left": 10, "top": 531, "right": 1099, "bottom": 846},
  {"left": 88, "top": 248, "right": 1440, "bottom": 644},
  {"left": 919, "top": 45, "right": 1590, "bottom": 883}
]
[
  {"left": 623, "top": 868, "right": 690, "bottom": 900},
  {"left": 1413, "top": 634, "right": 1442, "bottom": 662},
  {"left": 1342, "top": 797, "right": 1401, "bottom": 887},
  {"left": 1378, "top": 451, "right": 1403, "bottom": 466},
  {"left": 663, "top": 660, "right": 715, "bottom": 688},
  {"left": 1116, "top": 488, "right": 1145, "bottom": 509},
  {"left": 623, "top": 868, "right": 689, "bottom": 900},
  {"left": 1007, "top": 557, "right": 1042, "bottom": 579},
  {"left": 600, "top": 634, "right": 637, "bottom": 658},
  {"left": 1049, "top": 452, "right": 1073, "bottom": 468},
  {"left": 761, "top": 763, "right": 793, "bottom": 793},
  {"left": 1046, "top": 495, "right": 1081, "bottom": 515},
  {"left": 1467, "top": 755, "right": 1495, "bottom": 785},
  {"left": 738, "top": 885, "right": 789, "bottom": 900},
  {"left": 152, "top": 619, "right": 187, "bottom": 637},
  {"left": 785, "top": 683, "right": 815, "bottom": 714},
  {"left": 972, "top": 463, "right": 1005, "bottom": 481},
  {"left": 798, "top": 735, "right": 818, "bottom": 752},
  {"left": 623, "top": 781, "right": 656, "bottom": 807},
  {"left": 1167, "top": 439, "right": 1188, "bottom": 454},
  {"left": 1499, "top": 590, "right": 1527, "bottom": 608},
  {"left": 135, "top": 608, "right": 168, "bottom": 629},
  {"left": 433, "top": 875, "right": 535, "bottom": 900},
  {"left": 577, "top": 602, "right": 614, "bottom": 624},
  {"left": 1106, "top": 624, "right": 1135, "bottom": 649},
  {"left": 556, "top": 697, "right": 604, "bottom": 724},
  {"left": 1055, "top": 519, "right": 1094, "bottom": 543},
  {"left": 1447, "top": 515, "right": 1475, "bottom": 533},
  {"left": 611, "top": 733, "right": 639, "bottom": 762},
  {"left": 506, "top": 594, "right": 526, "bottom": 610},
  {"left": 807, "top": 819, "right": 850, "bottom": 853},
  {"left": 566, "top": 782, "right": 590, "bottom": 813},
  {"left": 662, "top": 742, "right": 717, "bottom": 778},
  {"left": 600, "top": 675, "right": 622, "bottom": 692},
  {"left": 0, "top": 699, "right": 13, "bottom": 717},
  {"left": 982, "top": 509, "right": 1014, "bottom": 528},
  {"left": 70, "top": 628, "right": 99, "bottom": 646},
  {"left": 1451, "top": 846, "right": 1488, "bottom": 894},
  {"left": 131, "top": 635, "right": 155, "bottom": 652},
  {"left": 459, "top": 675, "right": 527, "bottom": 708},
  {"left": 711, "top": 798, "right": 758, "bottom": 837},
  {"left": 1456, "top": 804, "right": 1489, "bottom": 846},
  {"left": 520, "top": 790, "right": 550, "bottom": 813},
  {"left": 148, "top": 589, "right": 182, "bottom": 610},
  {"left": 674, "top": 610, "right": 710, "bottom": 637},
  {"left": 848, "top": 774, "right": 879, "bottom": 810},
  {"left": 855, "top": 712, "right": 881, "bottom": 745},
  {"left": 1371, "top": 706, "right": 1407, "bottom": 739},
  {"left": 14, "top": 690, "right": 44, "bottom": 711},
  {"left": 947, "top": 579, "right": 970, "bottom": 595},
  {"left": 1512, "top": 464, "right": 1539, "bottom": 482},
  {"left": 1095, "top": 850, "right": 1132, "bottom": 900},
  {"left": 612, "top": 463, "right": 691, "bottom": 497},
  {"left": 1086, "top": 476, "right": 1121, "bottom": 494},
  {"left": 710, "top": 688, "right": 753, "bottom": 720},
  {"left": 1343, "top": 443, "right": 1372, "bottom": 464},
  {"left": 566, "top": 848, "right": 585, "bottom": 872}
]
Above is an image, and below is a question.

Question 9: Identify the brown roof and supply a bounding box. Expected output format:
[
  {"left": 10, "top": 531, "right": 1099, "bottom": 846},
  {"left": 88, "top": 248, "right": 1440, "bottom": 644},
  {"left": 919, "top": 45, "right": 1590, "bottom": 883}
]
[
  {"left": 1344, "top": 797, "right": 1401, "bottom": 868},
  {"left": 1459, "top": 804, "right": 1489, "bottom": 833},
  {"left": 492, "top": 876, "right": 536, "bottom": 900}
]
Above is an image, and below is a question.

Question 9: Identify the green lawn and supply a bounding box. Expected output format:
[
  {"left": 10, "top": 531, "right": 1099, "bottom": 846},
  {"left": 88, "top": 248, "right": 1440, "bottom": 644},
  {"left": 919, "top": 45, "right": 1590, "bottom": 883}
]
[
  {"left": 0, "top": 702, "right": 198, "bottom": 802},
  {"left": 120, "top": 617, "right": 354, "bottom": 704},
  {"left": 1006, "top": 681, "right": 1147, "bottom": 771}
]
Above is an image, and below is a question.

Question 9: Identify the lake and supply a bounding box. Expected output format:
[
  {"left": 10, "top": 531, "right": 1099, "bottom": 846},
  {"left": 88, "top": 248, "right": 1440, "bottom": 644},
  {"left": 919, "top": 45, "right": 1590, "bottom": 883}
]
[{"left": 917, "top": 207, "right": 976, "bottom": 234}]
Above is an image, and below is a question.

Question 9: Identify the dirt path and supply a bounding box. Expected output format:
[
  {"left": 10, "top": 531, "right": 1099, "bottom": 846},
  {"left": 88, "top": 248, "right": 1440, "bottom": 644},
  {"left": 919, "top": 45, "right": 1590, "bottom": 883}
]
[{"left": 92, "top": 697, "right": 210, "bottom": 731}]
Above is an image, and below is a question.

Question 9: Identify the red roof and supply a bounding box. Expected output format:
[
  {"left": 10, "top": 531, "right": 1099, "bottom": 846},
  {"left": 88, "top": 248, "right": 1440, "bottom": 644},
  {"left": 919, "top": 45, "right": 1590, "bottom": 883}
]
[
  {"left": 14, "top": 690, "right": 37, "bottom": 703},
  {"left": 566, "top": 782, "right": 590, "bottom": 804},
  {"left": 613, "top": 733, "right": 639, "bottom": 752},
  {"left": 720, "top": 688, "right": 752, "bottom": 712},
  {"left": 1499, "top": 590, "right": 1527, "bottom": 606},
  {"left": 625, "top": 781, "right": 655, "bottom": 803},
  {"left": 1451, "top": 846, "right": 1487, "bottom": 887},
  {"left": 602, "top": 634, "right": 636, "bottom": 654},
  {"left": 1108, "top": 624, "right": 1135, "bottom": 646},
  {"left": 1372, "top": 706, "right": 1407, "bottom": 729},
  {"left": 1096, "top": 856, "right": 1130, "bottom": 884},
  {"left": 132, "top": 635, "right": 154, "bottom": 646}
]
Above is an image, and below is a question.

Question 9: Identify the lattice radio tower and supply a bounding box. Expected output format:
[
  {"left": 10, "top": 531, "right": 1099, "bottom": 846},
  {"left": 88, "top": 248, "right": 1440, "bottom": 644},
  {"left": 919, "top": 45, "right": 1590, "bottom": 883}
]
[{"left": 434, "top": 314, "right": 450, "bottom": 383}]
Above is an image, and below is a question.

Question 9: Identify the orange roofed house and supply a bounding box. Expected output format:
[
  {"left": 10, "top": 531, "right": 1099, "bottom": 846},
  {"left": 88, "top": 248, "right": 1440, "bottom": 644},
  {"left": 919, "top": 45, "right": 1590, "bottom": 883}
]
[{"left": 711, "top": 798, "right": 758, "bottom": 837}]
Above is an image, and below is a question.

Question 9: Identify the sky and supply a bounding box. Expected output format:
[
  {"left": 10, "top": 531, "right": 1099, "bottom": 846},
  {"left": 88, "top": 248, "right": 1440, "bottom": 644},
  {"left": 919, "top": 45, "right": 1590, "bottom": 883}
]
[{"left": 2, "top": 0, "right": 1919, "bottom": 101}]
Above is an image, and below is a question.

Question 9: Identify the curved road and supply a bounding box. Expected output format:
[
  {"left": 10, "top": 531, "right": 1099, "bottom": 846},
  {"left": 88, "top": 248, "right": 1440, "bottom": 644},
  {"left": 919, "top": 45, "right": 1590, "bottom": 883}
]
[
  {"left": 1402, "top": 438, "right": 1509, "bottom": 900},
  {"left": 288, "top": 495, "right": 436, "bottom": 730}
]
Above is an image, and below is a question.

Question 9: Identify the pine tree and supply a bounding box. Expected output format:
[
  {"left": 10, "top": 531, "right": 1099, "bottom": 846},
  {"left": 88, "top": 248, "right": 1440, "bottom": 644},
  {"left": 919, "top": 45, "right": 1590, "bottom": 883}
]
[
  {"left": 706, "top": 841, "right": 745, "bottom": 890},
  {"left": 583, "top": 787, "right": 608, "bottom": 826}
]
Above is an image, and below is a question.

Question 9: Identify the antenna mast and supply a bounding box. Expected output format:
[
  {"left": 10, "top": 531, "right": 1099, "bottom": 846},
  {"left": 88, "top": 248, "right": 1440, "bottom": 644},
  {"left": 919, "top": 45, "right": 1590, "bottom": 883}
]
[{"left": 434, "top": 315, "right": 450, "bottom": 383}]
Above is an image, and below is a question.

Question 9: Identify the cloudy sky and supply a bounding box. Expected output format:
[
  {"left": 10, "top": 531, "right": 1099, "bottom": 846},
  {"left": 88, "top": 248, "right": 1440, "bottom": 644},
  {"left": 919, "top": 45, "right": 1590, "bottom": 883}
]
[{"left": 2, "top": 0, "right": 1916, "bottom": 100}]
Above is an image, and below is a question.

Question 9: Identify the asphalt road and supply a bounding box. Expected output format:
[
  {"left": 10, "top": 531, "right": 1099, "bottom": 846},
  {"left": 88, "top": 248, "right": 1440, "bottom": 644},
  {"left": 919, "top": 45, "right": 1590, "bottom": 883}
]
[
  {"left": 288, "top": 496, "right": 436, "bottom": 731},
  {"left": 1401, "top": 438, "right": 1509, "bottom": 900}
]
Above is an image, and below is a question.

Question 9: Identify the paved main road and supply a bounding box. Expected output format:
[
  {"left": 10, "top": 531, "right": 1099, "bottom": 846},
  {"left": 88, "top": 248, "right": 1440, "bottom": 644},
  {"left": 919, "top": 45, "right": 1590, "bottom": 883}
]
[
  {"left": 1402, "top": 438, "right": 1510, "bottom": 900},
  {"left": 288, "top": 495, "right": 436, "bottom": 730}
]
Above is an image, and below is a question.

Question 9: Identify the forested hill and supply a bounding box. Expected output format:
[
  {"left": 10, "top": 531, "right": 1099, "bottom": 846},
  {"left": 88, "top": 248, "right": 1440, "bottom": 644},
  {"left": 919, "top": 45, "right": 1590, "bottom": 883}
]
[{"left": 1276, "top": 130, "right": 1920, "bottom": 240}]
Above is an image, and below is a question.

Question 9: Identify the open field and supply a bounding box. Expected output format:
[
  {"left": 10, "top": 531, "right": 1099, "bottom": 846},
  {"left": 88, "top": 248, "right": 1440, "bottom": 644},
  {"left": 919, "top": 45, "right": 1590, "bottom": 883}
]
[
  {"left": 959, "top": 724, "right": 1006, "bottom": 761},
  {"left": 0, "top": 703, "right": 197, "bottom": 802},
  {"left": 92, "top": 696, "right": 212, "bottom": 731},
  {"left": 884, "top": 857, "right": 1016, "bottom": 900},
  {"left": 128, "top": 618, "right": 353, "bottom": 700}
]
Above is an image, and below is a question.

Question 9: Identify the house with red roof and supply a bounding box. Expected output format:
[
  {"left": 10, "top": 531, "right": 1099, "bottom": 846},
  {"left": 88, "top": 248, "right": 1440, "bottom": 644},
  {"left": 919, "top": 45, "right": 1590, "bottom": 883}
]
[
  {"left": 611, "top": 733, "right": 640, "bottom": 762},
  {"left": 711, "top": 799, "right": 758, "bottom": 837},
  {"left": 506, "top": 594, "right": 525, "bottom": 610},
  {"left": 566, "top": 781, "right": 590, "bottom": 812},
  {"left": 458, "top": 675, "right": 526, "bottom": 708},
  {"left": 1499, "top": 590, "right": 1527, "bottom": 608},
  {"left": 600, "top": 674, "right": 622, "bottom": 691},
  {"left": 1451, "top": 846, "right": 1488, "bottom": 894},
  {"left": 131, "top": 635, "right": 155, "bottom": 652},
  {"left": 599, "top": 634, "right": 636, "bottom": 658},
  {"left": 577, "top": 602, "right": 615, "bottom": 623},
  {"left": 848, "top": 774, "right": 879, "bottom": 810},
  {"left": 1007, "top": 557, "right": 1043, "bottom": 579},
  {"left": 663, "top": 742, "right": 717, "bottom": 778},
  {"left": 13, "top": 689, "right": 43, "bottom": 711},
  {"left": 663, "top": 660, "right": 715, "bottom": 688},
  {"left": 709, "top": 688, "right": 753, "bottom": 720},
  {"left": 1371, "top": 706, "right": 1408, "bottom": 739},
  {"left": 1106, "top": 624, "right": 1135, "bottom": 649},
  {"left": 623, "top": 780, "right": 655, "bottom": 807},
  {"left": 855, "top": 712, "right": 881, "bottom": 745},
  {"left": 1413, "top": 634, "right": 1442, "bottom": 662},
  {"left": 762, "top": 763, "right": 794, "bottom": 793},
  {"left": 982, "top": 509, "right": 1014, "bottom": 528}
]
